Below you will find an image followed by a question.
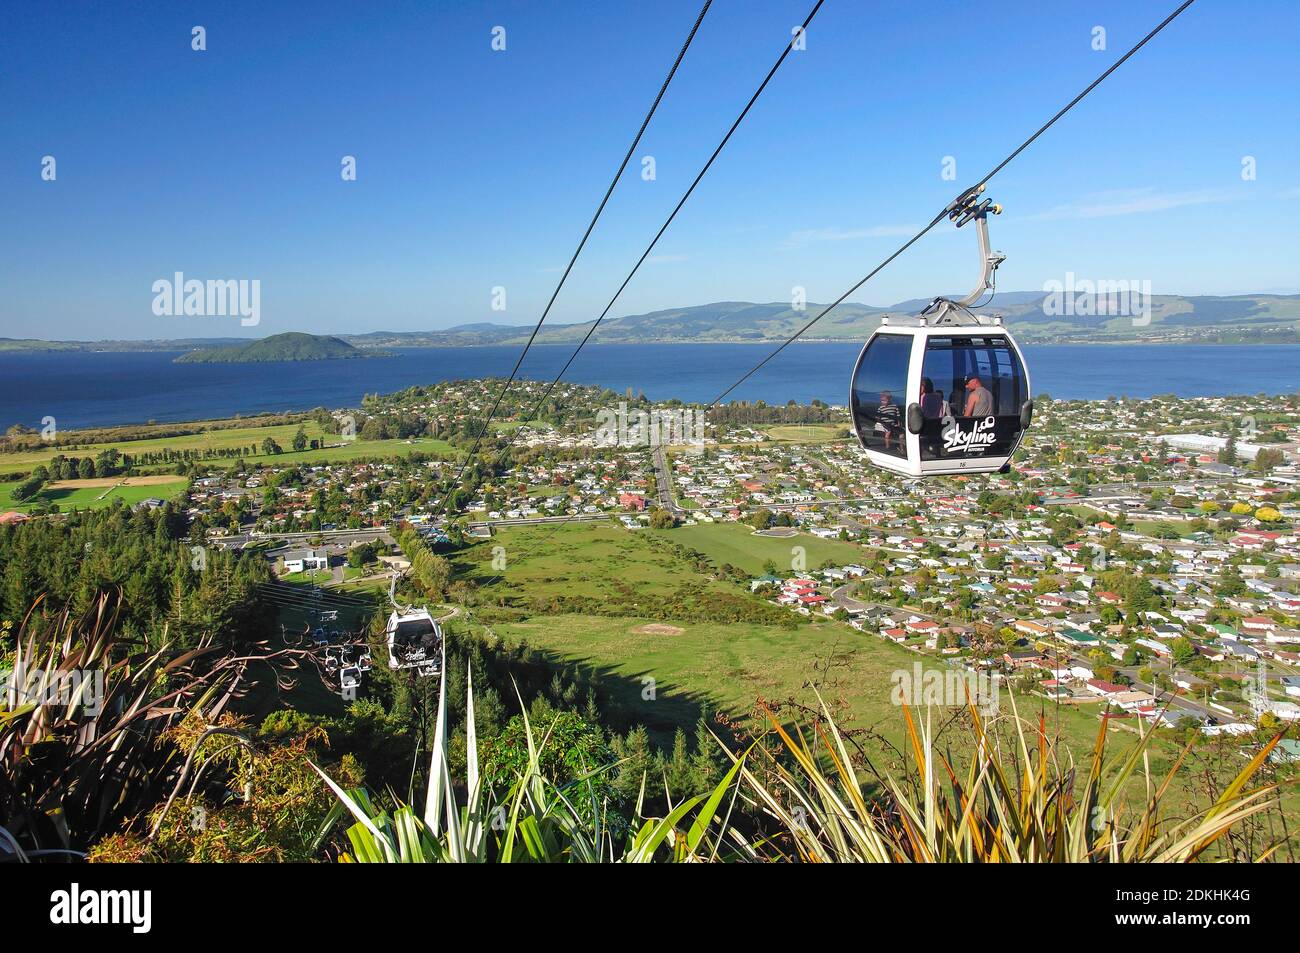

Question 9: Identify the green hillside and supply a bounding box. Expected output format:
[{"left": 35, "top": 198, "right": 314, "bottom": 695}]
[{"left": 340, "top": 293, "right": 1300, "bottom": 347}]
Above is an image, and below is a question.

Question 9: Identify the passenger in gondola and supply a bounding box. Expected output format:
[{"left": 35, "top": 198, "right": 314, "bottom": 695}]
[
  {"left": 919, "top": 377, "right": 944, "bottom": 418},
  {"left": 919, "top": 377, "right": 944, "bottom": 459},
  {"left": 963, "top": 375, "right": 994, "bottom": 418},
  {"left": 877, "top": 390, "right": 902, "bottom": 449}
]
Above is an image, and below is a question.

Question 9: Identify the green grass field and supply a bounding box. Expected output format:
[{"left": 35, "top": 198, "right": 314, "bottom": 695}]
[
  {"left": 652, "top": 520, "right": 866, "bottom": 576},
  {"left": 486, "top": 611, "right": 1187, "bottom": 795},
  {"left": 0, "top": 421, "right": 457, "bottom": 476},
  {"left": 441, "top": 515, "right": 1262, "bottom": 815},
  {"left": 0, "top": 477, "right": 189, "bottom": 513},
  {"left": 282, "top": 569, "right": 334, "bottom": 585},
  {"left": 1128, "top": 519, "right": 1198, "bottom": 539},
  {"left": 0, "top": 421, "right": 331, "bottom": 475},
  {"left": 261, "top": 435, "right": 455, "bottom": 466},
  {"left": 451, "top": 521, "right": 933, "bottom": 745},
  {"left": 453, "top": 521, "right": 735, "bottom": 602},
  {"left": 1065, "top": 505, "right": 1199, "bottom": 540},
  {"left": 764, "top": 424, "right": 850, "bottom": 444}
]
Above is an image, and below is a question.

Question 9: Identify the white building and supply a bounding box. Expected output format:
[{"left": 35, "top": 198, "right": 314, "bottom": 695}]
[
  {"left": 284, "top": 549, "right": 329, "bottom": 573},
  {"left": 1158, "top": 433, "right": 1264, "bottom": 461}
]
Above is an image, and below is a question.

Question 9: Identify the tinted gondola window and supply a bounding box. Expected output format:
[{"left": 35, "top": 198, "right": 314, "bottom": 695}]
[
  {"left": 851, "top": 334, "right": 911, "bottom": 459},
  {"left": 919, "top": 335, "right": 1026, "bottom": 461}
]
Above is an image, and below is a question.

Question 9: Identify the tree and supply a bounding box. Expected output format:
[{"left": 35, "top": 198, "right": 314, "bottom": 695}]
[
  {"left": 261, "top": 437, "right": 282, "bottom": 455},
  {"left": 612, "top": 726, "right": 653, "bottom": 803},
  {"left": 1170, "top": 637, "right": 1197, "bottom": 665},
  {"left": 347, "top": 542, "right": 376, "bottom": 569},
  {"left": 664, "top": 728, "right": 693, "bottom": 797},
  {"left": 292, "top": 426, "right": 308, "bottom": 452},
  {"left": 1253, "top": 447, "right": 1284, "bottom": 472},
  {"left": 95, "top": 448, "right": 122, "bottom": 476},
  {"left": 1216, "top": 567, "right": 1246, "bottom": 597},
  {"left": 482, "top": 708, "right": 616, "bottom": 817},
  {"left": 648, "top": 507, "right": 677, "bottom": 530},
  {"left": 10, "top": 473, "right": 46, "bottom": 502}
]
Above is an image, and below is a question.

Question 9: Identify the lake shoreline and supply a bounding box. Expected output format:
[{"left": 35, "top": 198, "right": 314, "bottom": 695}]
[
  {"left": 3, "top": 342, "right": 1298, "bottom": 432},
  {"left": 3, "top": 337, "right": 1297, "bottom": 355}
]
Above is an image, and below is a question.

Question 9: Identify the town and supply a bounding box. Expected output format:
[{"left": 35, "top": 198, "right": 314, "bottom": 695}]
[{"left": 10, "top": 382, "right": 1295, "bottom": 758}]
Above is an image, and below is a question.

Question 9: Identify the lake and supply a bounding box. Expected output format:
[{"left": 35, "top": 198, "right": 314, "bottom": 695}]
[{"left": 1, "top": 342, "right": 1297, "bottom": 431}]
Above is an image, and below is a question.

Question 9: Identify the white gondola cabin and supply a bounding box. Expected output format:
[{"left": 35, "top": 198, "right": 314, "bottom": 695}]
[
  {"left": 849, "top": 187, "right": 1032, "bottom": 476},
  {"left": 385, "top": 607, "right": 442, "bottom": 676}
]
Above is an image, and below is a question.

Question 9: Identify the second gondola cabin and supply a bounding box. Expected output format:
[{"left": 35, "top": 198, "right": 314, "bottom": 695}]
[{"left": 850, "top": 317, "right": 1031, "bottom": 476}]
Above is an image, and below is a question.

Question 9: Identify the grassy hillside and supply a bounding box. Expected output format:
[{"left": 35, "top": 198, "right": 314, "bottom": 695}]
[
  {"left": 398, "top": 294, "right": 1300, "bottom": 345},
  {"left": 447, "top": 520, "right": 1227, "bottom": 818},
  {"left": 11, "top": 294, "right": 1300, "bottom": 352}
]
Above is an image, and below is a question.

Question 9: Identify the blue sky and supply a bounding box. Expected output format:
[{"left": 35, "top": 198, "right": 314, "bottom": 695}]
[{"left": 2, "top": 0, "right": 1297, "bottom": 340}]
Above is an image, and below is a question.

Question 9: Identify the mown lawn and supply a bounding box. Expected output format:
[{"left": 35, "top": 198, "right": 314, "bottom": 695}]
[
  {"left": 764, "top": 424, "right": 849, "bottom": 444},
  {"left": 0, "top": 422, "right": 456, "bottom": 476},
  {"left": 651, "top": 520, "right": 866, "bottom": 576},
  {"left": 0, "top": 476, "right": 189, "bottom": 512}
]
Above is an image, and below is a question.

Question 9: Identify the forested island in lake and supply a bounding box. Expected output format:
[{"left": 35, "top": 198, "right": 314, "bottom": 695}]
[{"left": 174, "top": 332, "right": 388, "bottom": 363}]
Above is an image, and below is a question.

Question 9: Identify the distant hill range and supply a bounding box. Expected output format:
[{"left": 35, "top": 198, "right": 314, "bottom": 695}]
[
  {"left": 5, "top": 293, "right": 1300, "bottom": 353},
  {"left": 342, "top": 293, "right": 1300, "bottom": 347},
  {"left": 173, "top": 332, "right": 382, "bottom": 363}
]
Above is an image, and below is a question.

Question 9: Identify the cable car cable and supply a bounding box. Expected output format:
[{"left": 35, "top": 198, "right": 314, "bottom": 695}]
[
  {"left": 516, "top": 0, "right": 828, "bottom": 429},
  {"left": 704, "top": 0, "right": 1196, "bottom": 410},
  {"left": 437, "top": 0, "right": 826, "bottom": 533},
  {"left": 436, "top": 0, "right": 715, "bottom": 508}
]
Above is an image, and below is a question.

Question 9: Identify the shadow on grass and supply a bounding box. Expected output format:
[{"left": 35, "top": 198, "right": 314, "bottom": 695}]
[{"left": 520, "top": 646, "right": 716, "bottom": 749}]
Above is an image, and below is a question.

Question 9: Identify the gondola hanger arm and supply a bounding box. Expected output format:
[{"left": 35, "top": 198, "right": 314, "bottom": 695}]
[{"left": 924, "top": 189, "right": 1005, "bottom": 323}]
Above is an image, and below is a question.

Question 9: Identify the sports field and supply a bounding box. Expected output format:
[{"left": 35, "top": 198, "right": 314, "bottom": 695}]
[
  {"left": 0, "top": 475, "right": 189, "bottom": 512},
  {"left": 764, "top": 424, "right": 849, "bottom": 443}
]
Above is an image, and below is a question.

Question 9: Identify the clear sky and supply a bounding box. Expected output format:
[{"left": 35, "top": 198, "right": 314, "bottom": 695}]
[{"left": 2, "top": 0, "right": 1297, "bottom": 341}]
